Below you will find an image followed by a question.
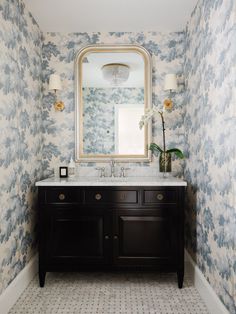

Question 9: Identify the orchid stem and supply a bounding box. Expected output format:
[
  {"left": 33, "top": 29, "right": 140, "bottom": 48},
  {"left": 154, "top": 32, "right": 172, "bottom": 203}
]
[
  {"left": 159, "top": 111, "right": 166, "bottom": 154},
  {"left": 159, "top": 111, "right": 167, "bottom": 174}
]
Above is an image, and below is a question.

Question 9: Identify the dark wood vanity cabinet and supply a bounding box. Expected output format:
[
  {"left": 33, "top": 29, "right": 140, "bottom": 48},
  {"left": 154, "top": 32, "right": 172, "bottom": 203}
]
[{"left": 38, "top": 186, "right": 185, "bottom": 288}]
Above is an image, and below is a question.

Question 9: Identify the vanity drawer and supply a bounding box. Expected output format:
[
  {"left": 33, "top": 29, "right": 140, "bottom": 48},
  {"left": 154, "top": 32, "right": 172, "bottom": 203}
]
[
  {"left": 45, "top": 188, "right": 82, "bottom": 204},
  {"left": 143, "top": 189, "right": 177, "bottom": 204},
  {"left": 85, "top": 190, "right": 138, "bottom": 204}
]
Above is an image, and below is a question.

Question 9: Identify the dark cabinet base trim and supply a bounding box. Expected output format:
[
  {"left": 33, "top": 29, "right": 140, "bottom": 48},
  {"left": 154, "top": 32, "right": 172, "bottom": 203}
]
[{"left": 39, "top": 267, "right": 184, "bottom": 288}]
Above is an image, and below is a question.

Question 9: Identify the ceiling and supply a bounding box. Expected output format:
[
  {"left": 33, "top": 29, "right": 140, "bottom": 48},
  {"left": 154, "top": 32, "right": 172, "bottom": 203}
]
[{"left": 24, "top": 0, "right": 197, "bottom": 33}]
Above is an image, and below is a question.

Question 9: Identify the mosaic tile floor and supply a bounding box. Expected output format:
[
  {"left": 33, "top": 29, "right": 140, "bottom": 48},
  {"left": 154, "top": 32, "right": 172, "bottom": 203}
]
[{"left": 9, "top": 272, "right": 209, "bottom": 314}]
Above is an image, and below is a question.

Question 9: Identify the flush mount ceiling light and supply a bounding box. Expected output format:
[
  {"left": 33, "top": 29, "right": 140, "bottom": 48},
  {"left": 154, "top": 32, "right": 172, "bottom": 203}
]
[{"left": 102, "top": 63, "right": 130, "bottom": 86}]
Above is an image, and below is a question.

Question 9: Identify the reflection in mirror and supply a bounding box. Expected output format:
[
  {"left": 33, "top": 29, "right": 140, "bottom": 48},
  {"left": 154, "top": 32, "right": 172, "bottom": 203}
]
[{"left": 75, "top": 45, "right": 152, "bottom": 162}]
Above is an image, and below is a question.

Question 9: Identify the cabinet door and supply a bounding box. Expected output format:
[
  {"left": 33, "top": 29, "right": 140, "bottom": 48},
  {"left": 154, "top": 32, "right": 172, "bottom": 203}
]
[
  {"left": 113, "top": 208, "right": 177, "bottom": 267},
  {"left": 45, "top": 207, "right": 111, "bottom": 266}
]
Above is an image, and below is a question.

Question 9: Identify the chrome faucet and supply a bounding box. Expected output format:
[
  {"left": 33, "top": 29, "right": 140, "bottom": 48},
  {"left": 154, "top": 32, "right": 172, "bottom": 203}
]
[
  {"left": 110, "top": 160, "right": 116, "bottom": 177},
  {"left": 96, "top": 167, "right": 106, "bottom": 178},
  {"left": 119, "top": 166, "right": 130, "bottom": 177}
]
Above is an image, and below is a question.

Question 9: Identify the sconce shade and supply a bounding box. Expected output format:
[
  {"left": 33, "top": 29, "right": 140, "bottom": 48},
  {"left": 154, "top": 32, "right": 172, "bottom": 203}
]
[
  {"left": 102, "top": 63, "right": 130, "bottom": 86},
  {"left": 49, "top": 74, "right": 62, "bottom": 91},
  {"left": 164, "top": 74, "right": 177, "bottom": 91}
]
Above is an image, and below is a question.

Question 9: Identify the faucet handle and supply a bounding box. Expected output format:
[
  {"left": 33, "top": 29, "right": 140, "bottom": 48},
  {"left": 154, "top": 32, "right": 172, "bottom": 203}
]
[
  {"left": 110, "top": 159, "right": 115, "bottom": 166},
  {"left": 95, "top": 167, "right": 106, "bottom": 178},
  {"left": 119, "top": 167, "right": 130, "bottom": 177}
]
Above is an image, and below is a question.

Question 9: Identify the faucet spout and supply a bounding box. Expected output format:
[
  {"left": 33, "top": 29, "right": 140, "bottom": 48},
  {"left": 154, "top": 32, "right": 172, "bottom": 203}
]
[{"left": 110, "top": 160, "right": 116, "bottom": 177}]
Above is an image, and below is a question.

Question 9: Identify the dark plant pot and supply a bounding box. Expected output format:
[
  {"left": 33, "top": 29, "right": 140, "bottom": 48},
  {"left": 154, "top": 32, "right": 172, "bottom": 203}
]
[{"left": 159, "top": 152, "right": 171, "bottom": 172}]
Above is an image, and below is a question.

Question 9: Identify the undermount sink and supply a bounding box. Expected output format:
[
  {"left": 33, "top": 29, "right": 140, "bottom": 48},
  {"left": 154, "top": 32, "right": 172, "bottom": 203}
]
[
  {"left": 97, "top": 176, "right": 128, "bottom": 182},
  {"left": 67, "top": 175, "right": 175, "bottom": 183},
  {"left": 69, "top": 176, "right": 128, "bottom": 182}
]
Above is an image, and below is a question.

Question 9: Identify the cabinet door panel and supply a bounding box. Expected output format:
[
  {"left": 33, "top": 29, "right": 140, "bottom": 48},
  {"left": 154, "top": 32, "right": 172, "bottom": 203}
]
[
  {"left": 113, "top": 210, "right": 176, "bottom": 266},
  {"left": 118, "top": 216, "right": 170, "bottom": 256},
  {"left": 47, "top": 209, "right": 110, "bottom": 265},
  {"left": 52, "top": 217, "right": 103, "bottom": 257}
]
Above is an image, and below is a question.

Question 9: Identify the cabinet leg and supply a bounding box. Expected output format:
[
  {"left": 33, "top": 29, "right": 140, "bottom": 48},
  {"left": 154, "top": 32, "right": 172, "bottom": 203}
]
[
  {"left": 39, "top": 269, "right": 46, "bottom": 287},
  {"left": 177, "top": 270, "right": 184, "bottom": 289}
]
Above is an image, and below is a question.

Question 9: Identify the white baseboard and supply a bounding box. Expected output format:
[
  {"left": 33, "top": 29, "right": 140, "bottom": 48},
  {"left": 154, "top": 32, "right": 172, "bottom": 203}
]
[
  {"left": 185, "top": 250, "right": 229, "bottom": 314},
  {"left": 0, "top": 254, "right": 38, "bottom": 314}
]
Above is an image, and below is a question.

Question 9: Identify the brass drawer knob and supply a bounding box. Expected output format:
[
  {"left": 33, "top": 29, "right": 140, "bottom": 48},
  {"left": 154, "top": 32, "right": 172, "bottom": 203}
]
[
  {"left": 58, "top": 193, "right": 65, "bottom": 201},
  {"left": 95, "top": 193, "right": 102, "bottom": 200},
  {"left": 104, "top": 235, "right": 110, "bottom": 240},
  {"left": 156, "top": 193, "right": 164, "bottom": 201}
]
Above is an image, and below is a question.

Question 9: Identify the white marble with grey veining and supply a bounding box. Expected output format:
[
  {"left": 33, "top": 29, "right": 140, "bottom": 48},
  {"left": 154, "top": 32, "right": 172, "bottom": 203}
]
[{"left": 36, "top": 176, "right": 187, "bottom": 186}]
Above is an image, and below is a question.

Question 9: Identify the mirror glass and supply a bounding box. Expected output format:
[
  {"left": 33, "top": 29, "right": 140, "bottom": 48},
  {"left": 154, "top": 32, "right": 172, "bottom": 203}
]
[{"left": 75, "top": 45, "right": 152, "bottom": 162}]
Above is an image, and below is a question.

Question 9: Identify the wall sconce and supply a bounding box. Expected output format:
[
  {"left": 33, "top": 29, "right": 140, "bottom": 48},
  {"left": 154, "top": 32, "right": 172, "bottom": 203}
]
[
  {"left": 163, "top": 73, "right": 177, "bottom": 109},
  {"left": 49, "top": 74, "right": 65, "bottom": 111}
]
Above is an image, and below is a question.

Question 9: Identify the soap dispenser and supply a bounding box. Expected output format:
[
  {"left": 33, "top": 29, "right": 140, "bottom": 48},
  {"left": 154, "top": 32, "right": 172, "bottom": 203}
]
[{"left": 68, "top": 157, "right": 76, "bottom": 177}]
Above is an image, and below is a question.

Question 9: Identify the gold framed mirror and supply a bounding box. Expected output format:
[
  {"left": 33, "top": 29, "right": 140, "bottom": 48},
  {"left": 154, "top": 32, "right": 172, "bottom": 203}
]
[{"left": 75, "top": 44, "right": 152, "bottom": 162}]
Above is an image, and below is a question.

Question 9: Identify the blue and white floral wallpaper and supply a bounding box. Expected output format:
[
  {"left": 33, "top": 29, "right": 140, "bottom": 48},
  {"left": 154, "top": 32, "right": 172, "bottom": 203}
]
[
  {"left": 0, "top": 0, "right": 235, "bottom": 312},
  {"left": 0, "top": 0, "right": 43, "bottom": 296},
  {"left": 83, "top": 87, "right": 144, "bottom": 154},
  {"left": 184, "top": 0, "right": 236, "bottom": 312},
  {"left": 41, "top": 31, "right": 186, "bottom": 176}
]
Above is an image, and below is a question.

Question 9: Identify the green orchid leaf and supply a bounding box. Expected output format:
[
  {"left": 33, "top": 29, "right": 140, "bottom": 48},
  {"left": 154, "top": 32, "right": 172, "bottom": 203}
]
[
  {"left": 149, "top": 143, "right": 163, "bottom": 156},
  {"left": 166, "top": 148, "right": 185, "bottom": 159}
]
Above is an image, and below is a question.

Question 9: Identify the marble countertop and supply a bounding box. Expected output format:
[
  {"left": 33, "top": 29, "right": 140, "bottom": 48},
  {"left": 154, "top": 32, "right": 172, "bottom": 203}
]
[{"left": 35, "top": 176, "right": 187, "bottom": 187}]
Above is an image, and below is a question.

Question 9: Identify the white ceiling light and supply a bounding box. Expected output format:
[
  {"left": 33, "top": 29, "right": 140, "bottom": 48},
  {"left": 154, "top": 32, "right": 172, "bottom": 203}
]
[{"left": 102, "top": 63, "right": 130, "bottom": 86}]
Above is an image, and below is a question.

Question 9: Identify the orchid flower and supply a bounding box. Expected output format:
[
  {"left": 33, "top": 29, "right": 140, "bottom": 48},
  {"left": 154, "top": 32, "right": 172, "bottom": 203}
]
[{"left": 139, "top": 102, "right": 184, "bottom": 171}]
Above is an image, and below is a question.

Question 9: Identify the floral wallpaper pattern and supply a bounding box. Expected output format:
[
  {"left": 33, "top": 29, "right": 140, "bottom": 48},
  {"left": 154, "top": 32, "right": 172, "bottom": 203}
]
[
  {"left": 0, "top": 0, "right": 43, "bottom": 295},
  {"left": 83, "top": 87, "right": 144, "bottom": 154},
  {"left": 0, "top": 0, "right": 235, "bottom": 312},
  {"left": 184, "top": 0, "right": 236, "bottom": 312},
  {"left": 41, "top": 31, "right": 185, "bottom": 176}
]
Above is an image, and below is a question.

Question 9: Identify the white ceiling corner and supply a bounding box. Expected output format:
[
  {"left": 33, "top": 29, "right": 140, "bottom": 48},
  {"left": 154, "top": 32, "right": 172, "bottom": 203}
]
[{"left": 24, "top": 0, "right": 197, "bottom": 33}]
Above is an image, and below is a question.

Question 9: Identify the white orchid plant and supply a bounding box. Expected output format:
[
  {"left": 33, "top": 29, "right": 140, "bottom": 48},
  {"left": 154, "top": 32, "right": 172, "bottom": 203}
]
[{"left": 139, "top": 101, "right": 184, "bottom": 165}]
